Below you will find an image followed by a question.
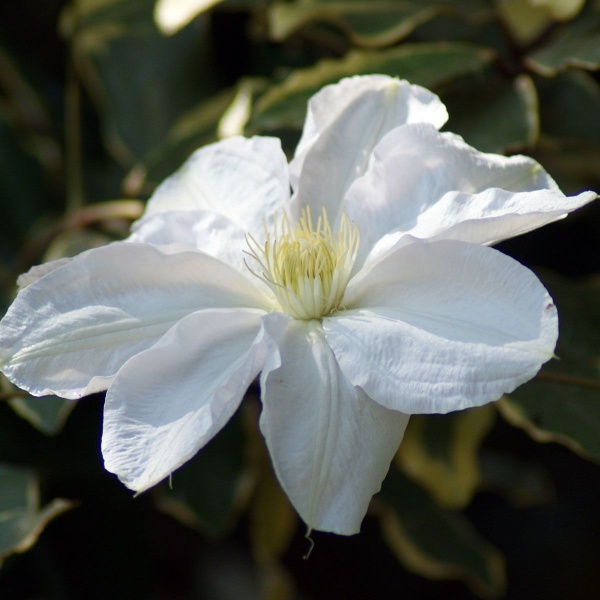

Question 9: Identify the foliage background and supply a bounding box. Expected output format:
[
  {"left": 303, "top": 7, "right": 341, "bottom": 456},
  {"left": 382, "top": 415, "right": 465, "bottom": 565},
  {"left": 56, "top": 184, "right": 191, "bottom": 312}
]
[{"left": 0, "top": 0, "right": 599, "bottom": 598}]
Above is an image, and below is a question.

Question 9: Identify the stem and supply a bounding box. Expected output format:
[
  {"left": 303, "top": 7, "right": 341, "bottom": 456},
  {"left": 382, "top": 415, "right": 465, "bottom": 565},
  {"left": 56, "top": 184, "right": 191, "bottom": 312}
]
[{"left": 535, "top": 370, "right": 600, "bottom": 391}]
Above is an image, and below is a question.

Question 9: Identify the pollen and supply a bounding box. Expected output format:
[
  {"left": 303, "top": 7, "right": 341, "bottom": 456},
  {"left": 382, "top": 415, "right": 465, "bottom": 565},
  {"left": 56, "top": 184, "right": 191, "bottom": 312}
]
[{"left": 245, "top": 207, "right": 360, "bottom": 320}]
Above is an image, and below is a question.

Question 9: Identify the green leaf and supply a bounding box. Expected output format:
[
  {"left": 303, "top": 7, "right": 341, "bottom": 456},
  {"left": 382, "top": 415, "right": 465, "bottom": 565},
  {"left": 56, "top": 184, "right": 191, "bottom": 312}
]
[
  {"left": 251, "top": 42, "right": 494, "bottom": 131},
  {"left": 156, "top": 408, "right": 252, "bottom": 536},
  {"left": 500, "top": 271, "right": 600, "bottom": 462},
  {"left": 248, "top": 435, "right": 296, "bottom": 567},
  {"left": 0, "top": 110, "right": 52, "bottom": 257},
  {"left": 526, "top": 7, "right": 600, "bottom": 75},
  {"left": 496, "top": 0, "right": 586, "bottom": 45},
  {"left": 535, "top": 0, "right": 587, "bottom": 21},
  {"left": 247, "top": 418, "right": 297, "bottom": 600},
  {"left": 532, "top": 138, "right": 600, "bottom": 192},
  {"left": 478, "top": 450, "right": 555, "bottom": 508},
  {"left": 70, "top": 0, "right": 219, "bottom": 166},
  {"left": 376, "top": 469, "right": 505, "bottom": 599},
  {"left": 8, "top": 396, "right": 77, "bottom": 436},
  {"left": 268, "top": 0, "right": 491, "bottom": 47},
  {"left": 0, "top": 464, "right": 73, "bottom": 567},
  {"left": 537, "top": 70, "right": 600, "bottom": 149},
  {"left": 497, "top": 0, "right": 553, "bottom": 45},
  {"left": 128, "top": 81, "right": 262, "bottom": 190},
  {"left": 2, "top": 371, "right": 76, "bottom": 437},
  {"left": 442, "top": 73, "right": 539, "bottom": 153},
  {"left": 395, "top": 405, "right": 495, "bottom": 509},
  {"left": 44, "top": 229, "right": 114, "bottom": 261}
]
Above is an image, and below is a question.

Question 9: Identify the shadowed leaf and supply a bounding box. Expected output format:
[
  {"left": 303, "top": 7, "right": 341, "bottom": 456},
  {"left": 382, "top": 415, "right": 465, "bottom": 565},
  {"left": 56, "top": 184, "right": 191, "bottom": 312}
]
[
  {"left": 526, "top": 7, "right": 600, "bottom": 75},
  {"left": 0, "top": 464, "right": 74, "bottom": 567},
  {"left": 251, "top": 42, "right": 494, "bottom": 131},
  {"left": 478, "top": 450, "right": 555, "bottom": 508},
  {"left": 500, "top": 271, "right": 600, "bottom": 462},
  {"left": 247, "top": 409, "right": 297, "bottom": 600},
  {"left": 442, "top": 73, "right": 539, "bottom": 153},
  {"left": 376, "top": 469, "right": 505, "bottom": 599},
  {"left": 69, "top": 0, "right": 218, "bottom": 166},
  {"left": 395, "top": 405, "right": 495, "bottom": 509},
  {"left": 156, "top": 409, "right": 253, "bottom": 536},
  {"left": 268, "top": 0, "right": 491, "bottom": 47},
  {"left": 537, "top": 70, "right": 600, "bottom": 149},
  {"left": 8, "top": 396, "right": 77, "bottom": 436}
]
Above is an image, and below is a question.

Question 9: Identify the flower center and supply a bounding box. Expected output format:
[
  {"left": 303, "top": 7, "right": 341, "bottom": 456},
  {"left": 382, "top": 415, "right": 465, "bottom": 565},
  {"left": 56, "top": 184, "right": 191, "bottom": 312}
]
[{"left": 246, "top": 207, "right": 359, "bottom": 320}]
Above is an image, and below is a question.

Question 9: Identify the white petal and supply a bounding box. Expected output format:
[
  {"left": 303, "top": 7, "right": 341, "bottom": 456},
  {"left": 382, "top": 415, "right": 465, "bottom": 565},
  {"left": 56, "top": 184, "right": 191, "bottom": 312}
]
[
  {"left": 326, "top": 239, "right": 558, "bottom": 414},
  {"left": 292, "top": 75, "right": 447, "bottom": 184},
  {"left": 259, "top": 317, "right": 409, "bottom": 534},
  {"left": 290, "top": 78, "right": 447, "bottom": 226},
  {"left": 345, "top": 123, "right": 593, "bottom": 261},
  {"left": 0, "top": 243, "right": 268, "bottom": 398},
  {"left": 16, "top": 257, "right": 74, "bottom": 289},
  {"left": 128, "top": 209, "right": 249, "bottom": 271},
  {"left": 102, "top": 308, "right": 275, "bottom": 492},
  {"left": 138, "top": 136, "right": 290, "bottom": 236},
  {"left": 417, "top": 187, "right": 597, "bottom": 245}
]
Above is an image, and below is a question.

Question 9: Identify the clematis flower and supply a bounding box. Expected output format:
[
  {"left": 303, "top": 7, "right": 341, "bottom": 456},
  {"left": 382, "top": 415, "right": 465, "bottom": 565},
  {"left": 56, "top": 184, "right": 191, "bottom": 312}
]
[{"left": 0, "top": 76, "right": 596, "bottom": 534}]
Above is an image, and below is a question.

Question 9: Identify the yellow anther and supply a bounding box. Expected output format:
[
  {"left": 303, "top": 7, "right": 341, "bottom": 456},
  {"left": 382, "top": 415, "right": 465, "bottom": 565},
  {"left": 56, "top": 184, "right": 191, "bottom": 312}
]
[{"left": 245, "top": 207, "right": 359, "bottom": 320}]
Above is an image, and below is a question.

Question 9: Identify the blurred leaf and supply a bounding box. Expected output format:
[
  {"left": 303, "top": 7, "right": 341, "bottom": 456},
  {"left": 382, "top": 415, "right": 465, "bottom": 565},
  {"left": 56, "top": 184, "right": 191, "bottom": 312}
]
[
  {"left": 251, "top": 42, "right": 494, "bottom": 131},
  {"left": 0, "top": 47, "right": 62, "bottom": 182},
  {"left": 257, "top": 565, "right": 295, "bottom": 600},
  {"left": 268, "top": 0, "right": 491, "bottom": 47},
  {"left": 497, "top": 0, "right": 586, "bottom": 45},
  {"left": 43, "top": 229, "right": 113, "bottom": 261},
  {"left": 156, "top": 408, "right": 253, "bottom": 536},
  {"left": 526, "top": 7, "right": 600, "bottom": 75},
  {"left": 218, "top": 79, "right": 261, "bottom": 139},
  {"left": 8, "top": 396, "right": 77, "bottom": 436},
  {"left": 249, "top": 456, "right": 296, "bottom": 600},
  {"left": 500, "top": 271, "right": 600, "bottom": 462},
  {"left": 0, "top": 464, "right": 74, "bottom": 567},
  {"left": 376, "top": 469, "right": 505, "bottom": 599},
  {"left": 537, "top": 0, "right": 587, "bottom": 20},
  {"left": 128, "top": 81, "right": 267, "bottom": 191},
  {"left": 0, "top": 110, "right": 52, "bottom": 257},
  {"left": 194, "top": 540, "right": 273, "bottom": 600},
  {"left": 248, "top": 433, "right": 296, "bottom": 567},
  {"left": 497, "top": 0, "right": 554, "bottom": 45},
  {"left": 533, "top": 137, "right": 600, "bottom": 191},
  {"left": 442, "top": 73, "right": 539, "bottom": 153},
  {"left": 69, "top": 0, "right": 219, "bottom": 166},
  {"left": 537, "top": 70, "right": 600, "bottom": 149},
  {"left": 478, "top": 450, "right": 555, "bottom": 508},
  {"left": 395, "top": 405, "right": 495, "bottom": 509}
]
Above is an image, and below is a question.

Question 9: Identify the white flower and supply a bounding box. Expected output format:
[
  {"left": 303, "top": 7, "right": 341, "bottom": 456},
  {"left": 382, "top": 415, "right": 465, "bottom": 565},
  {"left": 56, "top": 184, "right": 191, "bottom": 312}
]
[{"left": 0, "top": 76, "right": 595, "bottom": 535}]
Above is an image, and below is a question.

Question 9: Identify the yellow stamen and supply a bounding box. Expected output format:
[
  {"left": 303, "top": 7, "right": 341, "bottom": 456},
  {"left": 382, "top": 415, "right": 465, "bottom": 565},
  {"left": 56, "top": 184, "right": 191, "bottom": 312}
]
[{"left": 245, "top": 207, "right": 359, "bottom": 320}]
